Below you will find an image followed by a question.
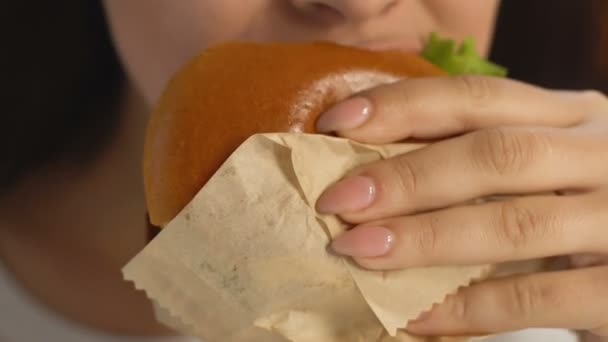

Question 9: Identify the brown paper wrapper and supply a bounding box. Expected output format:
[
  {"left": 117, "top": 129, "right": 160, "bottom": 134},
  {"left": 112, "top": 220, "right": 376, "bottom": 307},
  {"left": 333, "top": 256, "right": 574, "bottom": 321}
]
[{"left": 123, "top": 133, "right": 547, "bottom": 341}]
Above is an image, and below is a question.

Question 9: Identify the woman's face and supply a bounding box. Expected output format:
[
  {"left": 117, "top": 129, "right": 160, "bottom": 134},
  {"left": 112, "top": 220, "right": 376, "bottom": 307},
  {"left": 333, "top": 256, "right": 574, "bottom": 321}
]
[{"left": 102, "top": 0, "right": 500, "bottom": 107}]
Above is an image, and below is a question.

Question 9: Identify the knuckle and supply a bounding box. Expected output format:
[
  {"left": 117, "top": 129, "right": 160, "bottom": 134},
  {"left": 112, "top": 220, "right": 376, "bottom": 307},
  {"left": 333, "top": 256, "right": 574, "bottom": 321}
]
[
  {"left": 390, "top": 156, "right": 420, "bottom": 196},
  {"left": 392, "top": 83, "right": 418, "bottom": 120},
  {"left": 507, "top": 278, "right": 549, "bottom": 318},
  {"left": 453, "top": 75, "right": 496, "bottom": 107},
  {"left": 410, "top": 216, "right": 440, "bottom": 259},
  {"left": 496, "top": 200, "right": 541, "bottom": 250},
  {"left": 579, "top": 89, "right": 608, "bottom": 107},
  {"left": 471, "top": 128, "right": 549, "bottom": 176},
  {"left": 563, "top": 90, "right": 608, "bottom": 123}
]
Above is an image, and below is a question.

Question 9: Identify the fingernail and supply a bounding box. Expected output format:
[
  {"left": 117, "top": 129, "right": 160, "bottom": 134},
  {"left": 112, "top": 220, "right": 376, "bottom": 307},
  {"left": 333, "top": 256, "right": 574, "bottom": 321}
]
[
  {"left": 331, "top": 226, "right": 395, "bottom": 257},
  {"left": 316, "top": 176, "right": 376, "bottom": 214},
  {"left": 316, "top": 97, "right": 373, "bottom": 132}
]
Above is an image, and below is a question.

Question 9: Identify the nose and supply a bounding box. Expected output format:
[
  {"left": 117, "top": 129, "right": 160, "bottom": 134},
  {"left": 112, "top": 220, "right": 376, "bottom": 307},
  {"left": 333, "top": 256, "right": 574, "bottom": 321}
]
[{"left": 291, "top": 0, "right": 399, "bottom": 22}]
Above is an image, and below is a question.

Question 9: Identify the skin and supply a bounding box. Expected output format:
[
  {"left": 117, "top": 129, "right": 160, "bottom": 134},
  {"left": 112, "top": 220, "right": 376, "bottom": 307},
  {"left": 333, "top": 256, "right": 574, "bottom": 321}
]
[
  {"left": 102, "top": 0, "right": 499, "bottom": 104},
  {"left": 316, "top": 73, "right": 608, "bottom": 338},
  {"left": 0, "top": 0, "right": 605, "bottom": 340},
  {"left": 0, "top": 0, "right": 500, "bottom": 336}
]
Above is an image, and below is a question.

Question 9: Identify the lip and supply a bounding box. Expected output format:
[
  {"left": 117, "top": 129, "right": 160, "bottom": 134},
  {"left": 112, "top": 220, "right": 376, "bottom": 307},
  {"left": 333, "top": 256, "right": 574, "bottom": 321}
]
[{"left": 351, "top": 37, "right": 423, "bottom": 54}]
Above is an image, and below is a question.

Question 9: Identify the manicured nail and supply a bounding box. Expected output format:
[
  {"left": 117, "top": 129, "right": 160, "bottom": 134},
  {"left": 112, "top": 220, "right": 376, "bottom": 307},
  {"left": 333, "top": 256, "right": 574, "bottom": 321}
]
[
  {"left": 316, "top": 97, "right": 373, "bottom": 132},
  {"left": 331, "top": 226, "right": 395, "bottom": 257},
  {"left": 316, "top": 176, "right": 376, "bottom": 214}
]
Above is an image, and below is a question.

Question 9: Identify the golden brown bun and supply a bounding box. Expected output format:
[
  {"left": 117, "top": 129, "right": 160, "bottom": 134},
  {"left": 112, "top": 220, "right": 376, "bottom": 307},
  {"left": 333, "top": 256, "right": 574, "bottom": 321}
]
[{"left": 144, "top": 41, "right": 445, "bottom": 226}]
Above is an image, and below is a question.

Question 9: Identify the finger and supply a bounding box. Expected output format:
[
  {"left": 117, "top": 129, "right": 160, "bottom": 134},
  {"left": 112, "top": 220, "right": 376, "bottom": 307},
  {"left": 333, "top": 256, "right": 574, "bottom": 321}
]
[
  {"left": 316, "top": 126, "right": 608, "bottom": 222},
  {"left": 406, "top": 266, "right": 608, "bottom": 336},
  {"left": 315, "top": 76, "right": 601, "bottom": 143},
  {"left": 329, "top": 193, "right": 608, "bottom": 269}
]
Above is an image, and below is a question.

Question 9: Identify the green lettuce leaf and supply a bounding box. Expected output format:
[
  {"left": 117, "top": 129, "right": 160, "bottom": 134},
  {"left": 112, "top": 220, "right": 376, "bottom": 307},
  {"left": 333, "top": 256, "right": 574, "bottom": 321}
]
[{"left": 421, "top": 32, "right": 508, "bottom": 77}]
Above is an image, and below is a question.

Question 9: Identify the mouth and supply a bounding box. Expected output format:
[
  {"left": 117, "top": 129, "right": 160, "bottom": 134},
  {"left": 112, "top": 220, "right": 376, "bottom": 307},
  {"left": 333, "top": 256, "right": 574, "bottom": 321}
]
[{"left": 347, "top": 37, "right": 424, "bottom": 54}]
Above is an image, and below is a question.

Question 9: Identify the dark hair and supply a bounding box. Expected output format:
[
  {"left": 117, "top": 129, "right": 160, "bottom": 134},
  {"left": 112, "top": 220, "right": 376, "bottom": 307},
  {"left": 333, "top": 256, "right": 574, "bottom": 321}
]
[
  {"left": 1, "top": 2, "right": 125, "bottom": 192},
  {"left": 1, "top": 1, "right": 607, "bottom": 195},
  {"left": 491, "top": 0, "right": 608, "bottom": 93}
]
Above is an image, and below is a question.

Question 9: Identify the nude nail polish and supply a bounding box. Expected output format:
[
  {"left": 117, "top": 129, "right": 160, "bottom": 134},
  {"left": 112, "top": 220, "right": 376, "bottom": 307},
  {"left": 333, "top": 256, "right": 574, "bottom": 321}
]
[
  {"left": 316, "top": 176, "right": 376, "bottom": 214},
  {"left": 316, "top": 97, "right": 373, "bottom": 132},
  {"left": 331, "top": 226, "right": 394, "bottom": 258}
]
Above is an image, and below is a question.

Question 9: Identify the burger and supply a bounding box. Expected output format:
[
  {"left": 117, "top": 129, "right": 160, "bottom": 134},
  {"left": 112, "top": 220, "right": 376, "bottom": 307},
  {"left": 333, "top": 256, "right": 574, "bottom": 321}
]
[
  {"left": 143, "top": 33, "right": 507, "bottom": 231},
  {"left": 134, "top": 33, "right": 509, "bottom": 341}
]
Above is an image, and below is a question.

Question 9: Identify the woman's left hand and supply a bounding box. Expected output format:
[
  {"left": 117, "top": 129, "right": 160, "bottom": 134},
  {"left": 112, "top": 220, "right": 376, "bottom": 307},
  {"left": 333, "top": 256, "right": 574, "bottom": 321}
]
[{"left": 314, "top": 75, "right": 608, "bottom": 338}]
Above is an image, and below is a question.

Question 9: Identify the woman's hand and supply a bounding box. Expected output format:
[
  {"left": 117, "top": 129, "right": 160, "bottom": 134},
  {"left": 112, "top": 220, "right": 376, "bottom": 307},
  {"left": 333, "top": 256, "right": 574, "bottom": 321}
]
[{"left": 314, "top": 75, "right": 608, "bottom": 338}]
